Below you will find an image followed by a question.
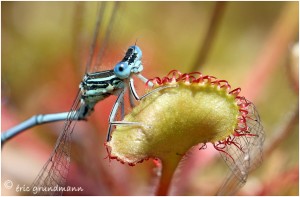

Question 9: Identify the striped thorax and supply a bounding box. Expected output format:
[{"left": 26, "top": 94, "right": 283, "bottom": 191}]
[{"left": 79, "top": 45, "right": 144, "bottom": 117}]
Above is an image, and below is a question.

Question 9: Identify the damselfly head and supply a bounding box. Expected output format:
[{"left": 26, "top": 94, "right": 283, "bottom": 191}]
[{"left": 114, "top": 45, "right": 143, "bottom": 79}]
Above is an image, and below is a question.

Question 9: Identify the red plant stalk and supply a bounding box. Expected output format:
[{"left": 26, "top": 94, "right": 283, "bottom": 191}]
[{"left": 242, "top": 3, "right": 298, "bottom": 102}]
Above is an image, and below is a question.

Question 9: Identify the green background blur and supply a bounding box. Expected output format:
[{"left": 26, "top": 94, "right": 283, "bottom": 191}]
[{"left": 2, "top": 1, "right": 298, "bottom": 195}]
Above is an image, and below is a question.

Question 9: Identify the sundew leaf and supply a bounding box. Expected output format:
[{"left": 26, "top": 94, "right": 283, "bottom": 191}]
[{"left": 106, "top": 70, "right": 264, "bottom": 195}]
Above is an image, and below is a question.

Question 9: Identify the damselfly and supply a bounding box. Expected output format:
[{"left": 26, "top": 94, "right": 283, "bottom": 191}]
[{"left": 1, "top": 2, "right": 163, "bottom": 195}]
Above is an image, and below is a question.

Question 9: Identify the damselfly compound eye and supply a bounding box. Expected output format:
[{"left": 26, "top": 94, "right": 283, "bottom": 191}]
[
  {"left": 114, "top": 62, "right": 130, "bottom": 79},
  {"left": 118, "top": 65, "right": 124, "bottom": 72}
]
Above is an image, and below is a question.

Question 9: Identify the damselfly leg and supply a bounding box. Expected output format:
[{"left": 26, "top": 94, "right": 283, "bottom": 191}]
[{"left": 107, "top": 78, "right": 177, "bottom": 142}]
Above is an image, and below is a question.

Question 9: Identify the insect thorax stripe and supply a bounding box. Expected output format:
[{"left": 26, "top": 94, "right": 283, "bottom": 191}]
[
  {"left": 87, "top": 74, "right": 117, "bottom": 82},
  {"left": 82, "top": 70, "right": 122, "bottom": 92}
]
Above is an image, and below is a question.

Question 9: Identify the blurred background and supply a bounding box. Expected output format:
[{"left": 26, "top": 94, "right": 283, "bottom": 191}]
[{"left": 1, "top": 1, "right": 298, "bottom": 195}]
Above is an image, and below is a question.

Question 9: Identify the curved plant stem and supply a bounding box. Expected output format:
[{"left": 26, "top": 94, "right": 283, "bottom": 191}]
[
  {"left": 191, "top": 1, "right": 227, "bottom": 71},
  {"left": 156, "top": 156, "right": 182, "bottom": 195},
  {"left": 256, "top": 165, "right": 299, "bottom": 195},
  {"left": 264, "top": 103, "right": 299, "bottom": 156},
  {"left": 71, "top": 2, "right": 85, "bottom": 77},
  {"left": 242, "top": 2, "right": 298, "bottom": 102}
]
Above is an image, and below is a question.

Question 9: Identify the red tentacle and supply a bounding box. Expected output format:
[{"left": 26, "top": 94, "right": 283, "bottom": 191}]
[
  {"left": 213, "top": 143, "right": 235, "bottom": 163},
  {"left": 229, "top": 88, "right": 241, "bottom": 96},
  {"left": 199, "top": 143, "right": 207, "bottom": 150}
]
